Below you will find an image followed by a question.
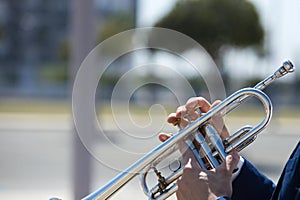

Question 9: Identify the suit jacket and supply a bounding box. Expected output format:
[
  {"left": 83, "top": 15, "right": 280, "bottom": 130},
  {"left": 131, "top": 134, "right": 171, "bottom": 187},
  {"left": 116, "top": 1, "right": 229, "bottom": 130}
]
[
  {"left": 271, "top": 141, "right": 300, "bottom": 200},
  {"left": 231, "top": 141, "right": 300, "bottom": 200}
]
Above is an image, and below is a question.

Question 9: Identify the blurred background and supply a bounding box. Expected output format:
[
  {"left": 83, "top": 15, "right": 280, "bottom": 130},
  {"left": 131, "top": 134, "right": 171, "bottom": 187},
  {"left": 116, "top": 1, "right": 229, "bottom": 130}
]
[{"left": 0, "top": 0, "right": 299, "bottom": 199}]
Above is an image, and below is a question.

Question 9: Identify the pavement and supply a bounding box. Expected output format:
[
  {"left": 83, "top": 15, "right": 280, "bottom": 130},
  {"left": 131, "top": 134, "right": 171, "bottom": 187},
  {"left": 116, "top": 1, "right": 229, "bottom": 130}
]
[{"left": 0, "top": 110, "right": 299, "bottom": 200}]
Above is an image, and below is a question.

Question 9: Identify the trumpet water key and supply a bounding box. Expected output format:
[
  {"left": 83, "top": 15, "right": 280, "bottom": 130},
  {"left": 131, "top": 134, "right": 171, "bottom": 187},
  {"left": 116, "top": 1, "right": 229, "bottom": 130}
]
[{"left": 83, "top": 61, "right": 295, "bottom": 200}]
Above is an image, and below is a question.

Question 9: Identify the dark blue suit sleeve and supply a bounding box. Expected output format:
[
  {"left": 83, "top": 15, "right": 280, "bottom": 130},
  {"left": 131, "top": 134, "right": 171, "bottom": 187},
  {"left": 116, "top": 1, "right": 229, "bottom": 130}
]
[
  {"left": 271, "top": 142, "right": 300, "bottom": 200},
  {"left": 231, "top": 158, "right": 276, "bottom": 200}
]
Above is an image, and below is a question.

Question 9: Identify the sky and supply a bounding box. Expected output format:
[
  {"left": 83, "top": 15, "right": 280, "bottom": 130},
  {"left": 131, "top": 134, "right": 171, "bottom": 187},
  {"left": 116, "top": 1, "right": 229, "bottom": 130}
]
[
  {"left": 137, "top": 0, "right": 177, "bottom": 27},
  {"left": 137, "top": 0, "right": 300, "bottom": 80}
]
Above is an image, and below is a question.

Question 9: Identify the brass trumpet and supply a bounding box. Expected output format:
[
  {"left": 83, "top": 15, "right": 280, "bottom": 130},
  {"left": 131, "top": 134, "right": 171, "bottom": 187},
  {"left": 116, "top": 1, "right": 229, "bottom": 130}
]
[{"left": 83, "top": 61, "right": 295, "bottom": 200}]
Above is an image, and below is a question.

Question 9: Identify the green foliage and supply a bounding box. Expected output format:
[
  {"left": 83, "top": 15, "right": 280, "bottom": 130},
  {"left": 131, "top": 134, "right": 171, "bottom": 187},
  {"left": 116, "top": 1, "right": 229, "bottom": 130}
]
[
  {"left": 98, "top": 13, "right": 135, "bottom": 42},
  {"left": 155, "top": 0, "right": 264, "bottom": 60},
  {"left": 39, "top": 63, "right": 68, "bottom": 83}
]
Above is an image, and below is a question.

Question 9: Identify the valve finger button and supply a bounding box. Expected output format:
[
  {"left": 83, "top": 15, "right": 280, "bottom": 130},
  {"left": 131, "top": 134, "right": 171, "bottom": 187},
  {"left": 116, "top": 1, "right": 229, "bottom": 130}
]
[{"left": 169, "top": 159, "right": 181, "bottom": 172}]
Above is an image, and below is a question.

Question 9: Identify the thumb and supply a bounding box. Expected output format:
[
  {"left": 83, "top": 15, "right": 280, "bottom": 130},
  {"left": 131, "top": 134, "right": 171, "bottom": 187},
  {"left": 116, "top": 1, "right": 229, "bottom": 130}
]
[{"left": 225, "top": 150, "right": 240, "bottom": 173}]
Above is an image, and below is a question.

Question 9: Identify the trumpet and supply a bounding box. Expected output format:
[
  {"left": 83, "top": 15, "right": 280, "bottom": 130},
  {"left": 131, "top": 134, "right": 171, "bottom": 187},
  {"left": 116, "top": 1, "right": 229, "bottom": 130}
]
[{"left": 83, "top": 61, "right": 295, "bottom": 200}]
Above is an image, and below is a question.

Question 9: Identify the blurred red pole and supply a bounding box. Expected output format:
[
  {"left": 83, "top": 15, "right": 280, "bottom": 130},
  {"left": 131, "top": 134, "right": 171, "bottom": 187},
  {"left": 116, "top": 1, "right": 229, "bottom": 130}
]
[{"left": 69, "top": 0, "right": 96, "bottom": 199}]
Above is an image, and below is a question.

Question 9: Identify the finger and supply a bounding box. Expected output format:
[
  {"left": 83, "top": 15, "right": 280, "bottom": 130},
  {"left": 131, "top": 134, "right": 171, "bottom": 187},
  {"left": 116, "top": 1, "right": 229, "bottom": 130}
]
[
  {"left": 225, "top": 150, "right": 240, "bottom": 173},
  {"left": 181, "top": 158, "right": 200, "bottom": 180},
  {"left": 211, "top": 100, "right": 221, "bottom": 108},
  {"left": 184, "top": 158, "right": 193, "bottom": 169},
  {"left": 210, "top": 100, "right": 230, "bottom": 139},
  {"left": 175, "top": 105, "right": 186, "bottom": 118},
  {"left": 167, "top": 113, "right": 178, "bottom": 125},
  {"left": 186, "top": 97, "right": 212, "bottom": 114},
  {"left": 185, "top": 98, "right": 202, "bottom": 121},
  {"left": 167, "top": 113, "right": 189, "bottom": 128},
  {"left": 158, "top": 132, "right": 172, "bottom": 142},
  {"left": 189, "top": 154, "right": 203, "bottom": 170},
  {"left": 169, "top": 106, "right": 190, "bottom": 129}
]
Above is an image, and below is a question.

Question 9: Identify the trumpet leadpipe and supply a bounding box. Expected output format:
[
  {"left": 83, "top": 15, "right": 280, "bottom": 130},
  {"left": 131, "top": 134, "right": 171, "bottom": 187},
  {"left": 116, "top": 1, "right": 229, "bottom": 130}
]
[
  {"left": 221, "top": 60, "right": 294, "bottom": 117},
  {"left": 254, "top": 60, "right": 294, "bottom": 90}
]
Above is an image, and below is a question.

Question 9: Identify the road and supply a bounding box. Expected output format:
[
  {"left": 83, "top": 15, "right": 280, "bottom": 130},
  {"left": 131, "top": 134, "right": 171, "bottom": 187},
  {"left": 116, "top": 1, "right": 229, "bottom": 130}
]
[{"left": 0, "top": 111, "right": 299, "bottom": 200}]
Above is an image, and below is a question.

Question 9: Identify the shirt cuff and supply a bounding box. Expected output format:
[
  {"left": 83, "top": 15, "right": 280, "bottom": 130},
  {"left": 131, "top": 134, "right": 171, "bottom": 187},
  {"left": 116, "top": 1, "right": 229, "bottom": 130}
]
[
  {"left": 231, "top": 156, "right": 244, "bottom": 181},
  {"left": 216, "top": 196, "right": 232, "bottom": 200}
]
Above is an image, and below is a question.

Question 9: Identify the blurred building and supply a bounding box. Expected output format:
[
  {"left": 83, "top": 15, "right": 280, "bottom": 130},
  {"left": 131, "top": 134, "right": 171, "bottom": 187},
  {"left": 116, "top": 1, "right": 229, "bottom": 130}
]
[
  {"left": 0, "top": 0, "right": 70, "bottom": 97},
  {"left": 0, "top": 0, "right": 137, "bottom": 98}
]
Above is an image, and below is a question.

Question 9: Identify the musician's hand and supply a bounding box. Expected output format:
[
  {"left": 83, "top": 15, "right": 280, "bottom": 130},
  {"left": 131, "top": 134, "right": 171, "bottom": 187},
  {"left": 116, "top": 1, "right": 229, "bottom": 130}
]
[
  {"left": 158, "top": 97, "right": 240, "bottom": 200},
  {"left": 176, "top": 150, "right": 240, "bottom": 200},
  {"left": 159, "top": 97, "right": 229, "bottom": 142}
]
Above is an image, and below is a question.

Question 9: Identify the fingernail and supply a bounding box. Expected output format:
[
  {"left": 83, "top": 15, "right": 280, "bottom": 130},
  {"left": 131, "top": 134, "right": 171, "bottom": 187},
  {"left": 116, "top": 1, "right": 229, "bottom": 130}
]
[
  {"left": 160, "top": 135, "right": 167, "bottom": 141},
  {"left": 227, "top": 155, "right": 233, "bottom": 161}
]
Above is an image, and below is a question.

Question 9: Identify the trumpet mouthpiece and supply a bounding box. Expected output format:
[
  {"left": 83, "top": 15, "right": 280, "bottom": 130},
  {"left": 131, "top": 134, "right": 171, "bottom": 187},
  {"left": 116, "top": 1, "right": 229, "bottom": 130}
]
[
  {"left": 283, "top": 60, "right": 295, "bottom": 72},
  {"left": 274, "top": 60, "right": 295, "bottom": 78}
]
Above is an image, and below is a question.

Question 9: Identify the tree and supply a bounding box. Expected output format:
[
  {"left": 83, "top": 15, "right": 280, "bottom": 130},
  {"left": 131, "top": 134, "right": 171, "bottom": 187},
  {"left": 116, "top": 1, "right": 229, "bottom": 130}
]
[
  {"left": 98, "top": 13, "right": 135, "bottom": 42},
  {"left": 155, "top": 0, "right": 264, "bottom": 65}
]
